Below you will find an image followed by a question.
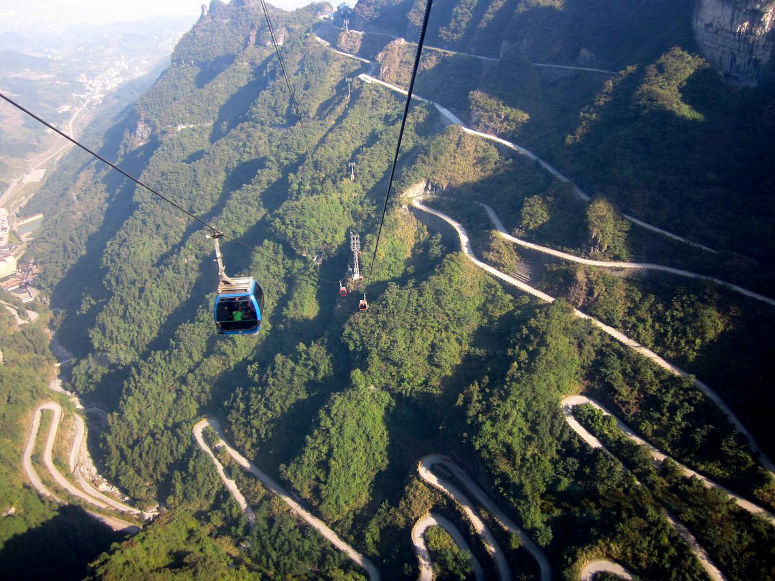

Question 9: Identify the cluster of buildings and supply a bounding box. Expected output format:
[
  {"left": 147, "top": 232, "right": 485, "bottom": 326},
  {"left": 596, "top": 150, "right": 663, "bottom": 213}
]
[{"left": 0, "top": 207, "right": 42, "bottom": 302}]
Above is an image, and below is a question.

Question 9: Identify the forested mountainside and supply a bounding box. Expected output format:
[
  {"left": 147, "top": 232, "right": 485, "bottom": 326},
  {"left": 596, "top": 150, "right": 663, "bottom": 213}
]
[{"left": 5, "top": 0, "right": 775, "bottom": 578}]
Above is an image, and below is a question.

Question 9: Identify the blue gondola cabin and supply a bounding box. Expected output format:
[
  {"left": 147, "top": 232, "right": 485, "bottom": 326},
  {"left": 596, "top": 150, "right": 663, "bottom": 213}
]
[{"left": 214, "top": 277, "right": 264, "bottom": 335}]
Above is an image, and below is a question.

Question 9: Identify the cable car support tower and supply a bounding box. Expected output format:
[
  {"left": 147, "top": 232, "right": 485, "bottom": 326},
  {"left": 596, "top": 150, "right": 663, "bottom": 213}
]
[{"left": 349, "top": 231, "right": 363, "bottom": 282}]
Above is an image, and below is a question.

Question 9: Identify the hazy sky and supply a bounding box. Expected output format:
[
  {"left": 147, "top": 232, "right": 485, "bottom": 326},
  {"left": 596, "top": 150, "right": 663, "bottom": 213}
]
[{"left": 0, "top": 0, "right": 321, "bottom": 32}]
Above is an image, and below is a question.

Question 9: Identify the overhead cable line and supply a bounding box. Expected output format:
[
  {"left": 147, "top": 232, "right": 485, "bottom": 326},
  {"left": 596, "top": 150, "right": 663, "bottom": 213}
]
[
  {"left": 364, "top": 0, "right": 434, "bottom": 284},
  {"left": 0, "top": 91, "right": 254, "bottom": 252},
  {"left": 257, "top": 0, "right": 312, "bottom": 152}
]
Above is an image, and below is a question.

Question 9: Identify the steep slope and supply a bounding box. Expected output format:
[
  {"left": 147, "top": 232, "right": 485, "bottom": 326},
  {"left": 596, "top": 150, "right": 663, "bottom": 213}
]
[
  {"left": 339, "top": 0, "right": 775, "bottom": 268},
  {"left": 13, "top": 0, "right": 775, "bottom": 579}
]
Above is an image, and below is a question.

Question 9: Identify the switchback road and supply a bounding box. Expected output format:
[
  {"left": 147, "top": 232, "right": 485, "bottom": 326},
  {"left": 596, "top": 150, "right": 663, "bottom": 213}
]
[
  {"left": 411, "top": 512, "right": 484, "bottom": 581},
  {"left": 418, "top": 454, "right": 551, "bottom": 581},
  {"left": 561, "top": 396, "right": 730, "bottom": 581},
  {"left": 561, "top": 396, "right": 775, "bottom": 524},
  {"left": 22, "top": 401, "right": 140, "bottom": 532},
  {"left": 193, "top": 418, "right": 380, "bottom": 581},
  {"left": 410, "top": 195, "right": 775, "bottom": 479},
  {"left": 479, "top": 201, "right": 775, "bottom": 307}
]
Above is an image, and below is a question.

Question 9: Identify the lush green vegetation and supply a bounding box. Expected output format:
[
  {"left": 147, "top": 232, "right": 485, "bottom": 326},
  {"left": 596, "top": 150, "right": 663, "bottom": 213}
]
[
  {"left": 575, "top": 404, "right": 775, "bottom": 580},
  {"left": 461, "top": 301, "right": 595, "bottom": 543},
  {"left": 282, "top": 379, "right": 392, "bottom": 522},
  {"left": 424, "top": 525, "right": 474, "bottom": 580},
  {"left": 0, "top": 300, "right": 123, "bottom": 579},
  {"left": 9, "top": 0, "right": 774, "bottom": 578}
]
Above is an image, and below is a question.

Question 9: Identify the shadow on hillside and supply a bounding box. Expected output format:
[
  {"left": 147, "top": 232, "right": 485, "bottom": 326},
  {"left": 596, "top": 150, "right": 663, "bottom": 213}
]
[
  {"left": 210, "top": 57, "right": 272, "bottom": 142},
  {"left": 50, "top": 122, "right": 159, "bottom": 358},
  {"left": 0, "top": 505, "right": 123, "bottom": 581},
  {"left": 196, "top": 54, "right": 237, "bottom": 89}
]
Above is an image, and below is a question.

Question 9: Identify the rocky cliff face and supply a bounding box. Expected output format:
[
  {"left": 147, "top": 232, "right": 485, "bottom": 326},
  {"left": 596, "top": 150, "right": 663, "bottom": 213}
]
[{"left": 694, "top": 0, "right": 775, "bottom": 85}]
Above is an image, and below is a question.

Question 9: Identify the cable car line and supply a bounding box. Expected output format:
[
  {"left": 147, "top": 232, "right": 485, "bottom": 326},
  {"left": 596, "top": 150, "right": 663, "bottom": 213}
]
[
  {"left": 363, "top": 0, "right": 434, "bottom": 295},
  {"left": 257, "top": 0, "right": 312, "bottom": 152},
  {"left": 0, "top": 91, "right": 256, "bottom": 253}
]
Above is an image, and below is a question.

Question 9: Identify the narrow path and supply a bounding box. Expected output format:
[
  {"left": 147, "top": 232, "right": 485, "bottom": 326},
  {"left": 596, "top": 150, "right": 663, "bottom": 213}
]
[
  {"left": 418, "top": 455, "right": 551, "bottom": 581},
  {"left": 562, "top": 396, "right": 731, "bottom": 581},
  {"left": 479, "top": 201, "right": 775, "bottom": 307},
  {"left": 561, "top": 396, "right": 775, "bottom": 524},
  {"left": 411, "top": 512, "right": 484, "bottom": 581},
  {"left": 410, "top": 195, "right": 775, "bottom": 479},
  {"left": 193, "top": 418, "right": 380, "bottom": 581}
]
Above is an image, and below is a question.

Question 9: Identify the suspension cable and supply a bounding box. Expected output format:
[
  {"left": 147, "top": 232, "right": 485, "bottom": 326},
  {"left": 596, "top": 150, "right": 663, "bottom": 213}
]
[
  {"left": 0, "top": 90, "right": 255, "bottom": 252},
  {"left": 364, "top": 0, "right": 434, "bottom": 284},
  {"left": 257, "top": 0, "right": 312, "bottom": 152}
]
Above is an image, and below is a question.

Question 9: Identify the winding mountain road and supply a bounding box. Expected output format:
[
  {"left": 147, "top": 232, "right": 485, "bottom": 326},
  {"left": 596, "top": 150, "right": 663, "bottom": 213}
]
[
  {"left": 417, "top": 457, "right": 512, "bottom": 581},
  {"left": 22, "top": 401, "right": 140, "bottom": 532},
  {"left": 193, "top": 415, "right": 750, "bottom": 579},
  {"left": 193, "top": 418, "right": 380, "bottom": 581},
  {"left": 579, "top": 560, "right": 634, "bottom": 580},
  {"left": 562, "top": 396, "right": 775, "bottom": 525},
  {"left": 192, "top": 419, "right": 256, "bottom": 525},
  {"left": 479, "top": 201, "right": 775, "bottom": 307},
  {"left": 68, "top": 413, "right": 150, "bottom": 518},
  {"left": 418, "top": 455, "right": 551, "bottom": 581},
  {"left": 561, "top": 396, "right": 730, "bottom": 581},
  {"left": 194, "top": 421, "right": 553, "bottom": 580},
  {"left": 411, "top": 512, "right": 484, "bottom": 581},
  {"left": 410, "top": 195, "right": 775, "bottom": 479},
  {"left": 335, "top": 43, "right": 720, "bottom": 253}
]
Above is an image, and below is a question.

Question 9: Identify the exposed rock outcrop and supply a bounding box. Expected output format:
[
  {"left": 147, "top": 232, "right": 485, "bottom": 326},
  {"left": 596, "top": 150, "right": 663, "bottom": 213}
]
[{"left": 694, "top": 0, "right": 775, "bottom": 86}]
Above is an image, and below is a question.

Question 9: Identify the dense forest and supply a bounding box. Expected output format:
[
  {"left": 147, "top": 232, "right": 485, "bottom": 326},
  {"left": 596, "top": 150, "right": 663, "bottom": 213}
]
[{"left": 3, "top": 0, "right": 774, "bottom": 579}]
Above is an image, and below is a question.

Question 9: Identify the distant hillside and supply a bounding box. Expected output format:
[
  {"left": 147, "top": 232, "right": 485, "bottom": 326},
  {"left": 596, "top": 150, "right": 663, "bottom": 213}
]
[
  {"left": 0, "top": 17, "right": 190, "bottom": 189},
  {"left": 353, "top": 0, "right": 696, "bottom": 64},
  {"left": 336, "top": 0, "right": 775, "bottom": 266}
]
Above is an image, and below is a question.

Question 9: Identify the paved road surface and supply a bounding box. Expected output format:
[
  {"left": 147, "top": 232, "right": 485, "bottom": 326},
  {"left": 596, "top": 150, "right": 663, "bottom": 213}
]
[
  {"left": 579, "top": 560, "right": 634, "bottom": 580},
  {"left": 194, "top": 418, "right": 380, "bottom": 581},
  {"left": 419, "top": 455, "right": 551, "bottom": 581},
  {"left": 350, "top": 57, "right": 719, "bottom": 253},
  {"left": 562, "top": 396, "right": 775, "bottom": 524},
  {"left": 479, "top": 201, "right": 775, "bottom": 307},
  {"left": 417, "top": 457, "right": 512, "bottom": 581},
  {"left": 22, "top": 401, "right": 139, "bottom": 531},
  {"left": 411, "top": 195, "right": 775, "bottom": 479},
  {"left": 411, "top": 512, "right": 484, "bottom": 581},
  {"left": 69, "top": 413, "right": 149, "bottom": 517},
  {"left": 561, "top": 396, "right": 729, "bottom": 581}
]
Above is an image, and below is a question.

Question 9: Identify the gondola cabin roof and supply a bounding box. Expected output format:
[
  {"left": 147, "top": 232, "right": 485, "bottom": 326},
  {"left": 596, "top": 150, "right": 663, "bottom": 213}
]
[{"left": 217, "top": 276, "right": 256, "bottom": 295}]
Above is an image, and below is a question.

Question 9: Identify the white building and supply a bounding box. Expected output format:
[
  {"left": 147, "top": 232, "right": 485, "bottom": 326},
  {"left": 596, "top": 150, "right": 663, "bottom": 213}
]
[{"left": 0, "top": 252, "right": 16, "bottom": 280}]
